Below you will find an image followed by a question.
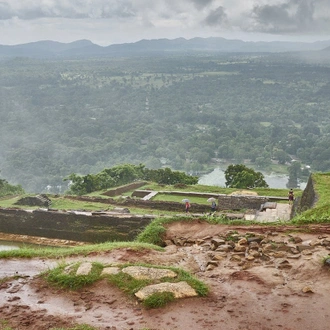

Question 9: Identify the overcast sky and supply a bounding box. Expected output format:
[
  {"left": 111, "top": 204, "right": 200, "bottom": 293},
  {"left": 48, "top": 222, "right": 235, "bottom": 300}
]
[{"left": 1, "top": 0, "right": 330, "bottom": 46}]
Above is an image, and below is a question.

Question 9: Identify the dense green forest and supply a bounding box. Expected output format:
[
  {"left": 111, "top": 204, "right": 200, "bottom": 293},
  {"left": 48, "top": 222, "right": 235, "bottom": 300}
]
[
  {"left": 0, "top": 52, "right": 329, "bottom": 192},
  {"left": 0, "top": 171, "right": 24, "bottom": 197}
]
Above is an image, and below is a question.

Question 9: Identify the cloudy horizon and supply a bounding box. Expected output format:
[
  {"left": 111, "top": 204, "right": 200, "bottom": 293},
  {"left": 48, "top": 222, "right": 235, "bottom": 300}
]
[{"left": 1, "top": 0, "right": 330, "bottom": 46}]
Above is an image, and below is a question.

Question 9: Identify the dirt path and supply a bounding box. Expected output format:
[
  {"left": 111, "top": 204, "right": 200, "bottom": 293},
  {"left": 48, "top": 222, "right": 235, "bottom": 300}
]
[{"left": 1, "top": 223, "right": 330, "bottom": 330}]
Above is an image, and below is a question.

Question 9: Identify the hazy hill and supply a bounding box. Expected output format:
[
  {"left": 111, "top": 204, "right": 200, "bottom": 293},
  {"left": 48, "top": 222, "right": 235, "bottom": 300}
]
[{"left": 1, "top": 37, "right": 330, "bottom": 58}]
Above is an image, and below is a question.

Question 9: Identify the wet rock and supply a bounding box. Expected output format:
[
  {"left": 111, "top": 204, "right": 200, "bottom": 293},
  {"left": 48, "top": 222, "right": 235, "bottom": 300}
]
[
  {"left": 206, "top": 263, "right": 218, "bottom": 271},
  {"left": 206, "top": 260, "right": 219, "bottom": 268},
  {"left": 227, "top": 241, "right": 236, "bottom": 248},
  {"left": 302, "top": 286, "right": 314, "bottom": 293},
  {"left": 273, "top": 251, "right": 287, "bottom": 258},
  {"left": 164, "top": 240, "right": 174, "bottom": 246},
  {"left": 296, "top": 244, "right": 314, "bottom": 252},
  {"left": 262, "top": 244, "right": 274, "bottom": 252},
  {"left": 321, "top": 238, "right": 330, "bottom": 246},
  {"left": 101, "top": 267, "right": 121, "bottom": 276},
  {"left": 212, "top": 253, "right": 225, "bottom": 261},
  {"left": 201, "top": 242, "right": 212, "bottom": 250},
  {"left": 290, "top": 236, "right": 303, "bottom": 243},
  {"left": 210, "top": 238, "right": 226, "bottom": 248},
  {"left": 247, "top": 236, "right": 264, "bottom": 244},
  {"left": 234, "top": 244, "right": 246, "bottom": 252},
  {"left": 215, "top": 245, "right": 231, "bottom": 252},
  {"left": 249, "top": 241, "right": 260, "bottom": 249},
  {"left": 260, "top": 254, "right": 271, "bottom": 262},
  {"left": 238, "top": 238, "right": 248, "bottom": 245},
  {"left": 76, "top": 262, "right": 93, "bottom": 276},
  {"left": 290, "top": 247, "right": 300, "bottom": 254},
  {"left": 122, "top": 266, "right": 177, "bottom": 280},
  {"left": 135, "top": 281, "right": 198, "bottom": 300},
  {"left": 230, "top": 255, "right": 242, "bottom": 262},
  {"left": 310, "top": 239, "right": 321, "bottom": 247},
  {"left": 276, "top": 243, "right": 291, "bottom": 252},
  {"left": 249, "top": 250, "right": 260, "bottom": 258},
  {"left": 172, "top": 238, "right": 185, "bottom": 246},
  {"left": 287, "top": 254, "right": 301, "bottom": 259},
  {"left": 276, "top": 259, "right": 292, "bottom": 269}
]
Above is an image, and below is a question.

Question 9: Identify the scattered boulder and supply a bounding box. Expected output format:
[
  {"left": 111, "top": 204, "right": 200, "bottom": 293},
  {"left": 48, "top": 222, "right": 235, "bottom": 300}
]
[
  {"left": 76, "top": 262, "right": 93, "bottom": 276},
  {"left": 101, "top": 267, "right": 121, "bottom": 276},
  {"left": 122, "top": 266, "right": 177, "bottom": 280},
  {"left": 135, "top": 281, "right": 198, "bottom": 300}
]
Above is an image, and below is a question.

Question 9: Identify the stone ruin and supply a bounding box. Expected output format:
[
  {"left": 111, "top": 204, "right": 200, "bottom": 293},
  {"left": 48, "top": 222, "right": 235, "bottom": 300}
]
[{"left": 14, "top": 194, "right": 52, "bottom": 207}]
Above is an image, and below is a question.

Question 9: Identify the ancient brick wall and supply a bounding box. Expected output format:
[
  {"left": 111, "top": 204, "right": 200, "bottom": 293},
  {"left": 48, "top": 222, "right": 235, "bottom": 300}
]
[{"left": 0, "top": 208, "right": 153, "bottom": 243}]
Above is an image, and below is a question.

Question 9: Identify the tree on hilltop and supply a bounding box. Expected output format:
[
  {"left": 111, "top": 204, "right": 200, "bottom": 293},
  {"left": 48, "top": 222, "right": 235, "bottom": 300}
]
[{"left": 224, "top": 164, "right": 268, "bottom": 189}]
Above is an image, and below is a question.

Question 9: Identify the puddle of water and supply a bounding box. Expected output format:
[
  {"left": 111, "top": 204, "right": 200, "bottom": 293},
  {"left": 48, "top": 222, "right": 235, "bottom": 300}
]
[
  {"left": 0, "top": 241, "right": 20, "bottom": 251},
  {"left": 0, "top": 240, "right": 57, "bottom": 251}
]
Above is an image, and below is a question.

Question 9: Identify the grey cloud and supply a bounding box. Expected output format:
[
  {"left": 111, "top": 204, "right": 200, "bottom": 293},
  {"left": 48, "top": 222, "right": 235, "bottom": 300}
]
[
  {"left": 251, "top": 0, "right": 330, "bottom": 34},
  {"left": 191, "top": 0, "right": 214, "bottom": 9},
  {"left": 0, "top": 1, "right": 136, "bottom": 20},
  {"left": 0, "top": 2, "right": 13, "bottom": 19},
  {"left": 204, "top": 6, "right": 227, "bottom": 27}
]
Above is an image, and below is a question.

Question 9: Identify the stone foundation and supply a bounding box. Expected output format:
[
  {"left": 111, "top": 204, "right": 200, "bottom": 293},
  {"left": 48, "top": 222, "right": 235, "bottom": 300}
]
[{"left": 0, "top": 208, "right": 153, "bottom": 243}]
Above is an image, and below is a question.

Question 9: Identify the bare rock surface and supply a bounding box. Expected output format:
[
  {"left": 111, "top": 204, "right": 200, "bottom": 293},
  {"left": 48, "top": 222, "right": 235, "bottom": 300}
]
[{"left": 135, "top": 281, "right": 198, "bottom": 300}]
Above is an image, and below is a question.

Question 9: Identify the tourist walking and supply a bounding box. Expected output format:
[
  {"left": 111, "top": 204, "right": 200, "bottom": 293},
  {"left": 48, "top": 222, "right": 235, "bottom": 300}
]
[{"left": 288, "top": 189, "right": 294, "bottom": 205}]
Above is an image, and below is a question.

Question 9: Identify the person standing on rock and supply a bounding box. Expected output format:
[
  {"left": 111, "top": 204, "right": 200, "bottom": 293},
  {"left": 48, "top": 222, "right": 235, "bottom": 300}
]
[
  {"left": 288, "top": 189, "right": 294, "bottom": 205},
  {"left": 210, "top": 201, "right": 217, "bottom": 215}
]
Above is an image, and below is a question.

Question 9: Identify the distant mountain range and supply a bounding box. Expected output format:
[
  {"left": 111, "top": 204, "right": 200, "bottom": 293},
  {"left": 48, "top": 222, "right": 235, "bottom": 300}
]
[{"left": 1, "top": 37, "right": 330, "bottom": 58}]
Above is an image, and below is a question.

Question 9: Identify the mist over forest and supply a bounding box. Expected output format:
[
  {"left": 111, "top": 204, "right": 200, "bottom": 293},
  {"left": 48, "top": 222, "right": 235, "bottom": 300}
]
[{"left": 1, "top": 38, "right": 330, "bottom": 193}]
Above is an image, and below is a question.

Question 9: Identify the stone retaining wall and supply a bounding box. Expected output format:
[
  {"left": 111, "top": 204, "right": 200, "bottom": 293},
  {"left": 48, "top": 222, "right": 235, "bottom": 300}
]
[
  {"left": 0, "top": 208, "right": 153, "bottom": 243},
  {"left": 71, "top": 194, "right": 268, "bottom": 212},
  {"left": 102, "top": 181, "right": 147, "bottom": 197}
]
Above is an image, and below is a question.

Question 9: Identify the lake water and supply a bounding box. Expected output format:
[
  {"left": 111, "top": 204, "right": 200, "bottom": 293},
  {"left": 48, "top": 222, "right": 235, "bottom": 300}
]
[{"left": 198, "top": 167, "right": 307, "bottom": 190}]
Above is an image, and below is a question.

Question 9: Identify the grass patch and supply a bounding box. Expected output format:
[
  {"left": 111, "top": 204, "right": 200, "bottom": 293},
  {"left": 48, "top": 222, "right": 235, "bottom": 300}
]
[
  {"left": 292, "top": 172, "right": 330, "bottom": 224},
  {"left": 0, "top": 241, "right": 163, "bottom": 259},
  {"left": 105, "top": 263, "right": 208, "bottom": 297},
  {"left": 42, "top": 261, "right": 208, "bottom": 309},
  {"left": 152, "top": 193, "right": 210, "bottom": 205},
  {"left": 51, "top": 325, "right": 97, "bottom": 330},
  {"left": 44, "top": 262, "right": 104, "bottom": 290},
  {"left": 140, "top": 183, "right": 292, "bottom": 198},
  {"left": 143, "top": 291, "right": 175, "bottom": 309},
  {"left": 106, "top": 270, "right": 150, "bottom": 295},
  {"left": 0, "top": 319, "right": 13, "bottom": 330}
]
